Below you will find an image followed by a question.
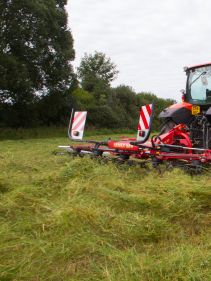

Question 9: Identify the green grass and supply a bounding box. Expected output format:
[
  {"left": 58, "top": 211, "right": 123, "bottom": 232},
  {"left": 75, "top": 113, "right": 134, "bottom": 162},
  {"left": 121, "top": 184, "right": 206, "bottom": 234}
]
[
  {"left": 0, "top": 131, "right": 211, "bottom": 280},
  {"left": 0, "top": 127, "right": 135, "bottom": 140}
]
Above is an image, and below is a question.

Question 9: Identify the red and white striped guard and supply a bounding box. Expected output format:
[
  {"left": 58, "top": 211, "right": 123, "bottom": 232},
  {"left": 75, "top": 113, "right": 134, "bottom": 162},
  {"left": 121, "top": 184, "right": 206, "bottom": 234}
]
[
  {"left": 71, "top": 111, "right": 87, "bottom": 140},
  {"left": 137, "top": 104, "right": 153, "bottom": 142}
]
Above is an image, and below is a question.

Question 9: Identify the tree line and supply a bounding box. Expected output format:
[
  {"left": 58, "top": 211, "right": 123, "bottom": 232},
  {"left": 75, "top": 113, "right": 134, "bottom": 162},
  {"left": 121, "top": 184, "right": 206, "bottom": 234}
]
[{"left": 0, "top": 0, "right": 174, "bottom": 130}]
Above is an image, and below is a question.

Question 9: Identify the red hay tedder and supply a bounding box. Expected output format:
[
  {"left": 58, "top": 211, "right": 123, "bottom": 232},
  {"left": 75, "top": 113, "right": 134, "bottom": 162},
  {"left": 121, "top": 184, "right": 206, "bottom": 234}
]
[{"left": 59, "top": 63, "right": 211, "bottom": 172}]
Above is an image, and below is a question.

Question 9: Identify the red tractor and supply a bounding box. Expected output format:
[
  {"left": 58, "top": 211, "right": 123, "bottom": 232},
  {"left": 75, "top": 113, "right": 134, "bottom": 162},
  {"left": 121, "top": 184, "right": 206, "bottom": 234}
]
[{"left": 159, "top": 62, "right": 211, "bottom": 149}]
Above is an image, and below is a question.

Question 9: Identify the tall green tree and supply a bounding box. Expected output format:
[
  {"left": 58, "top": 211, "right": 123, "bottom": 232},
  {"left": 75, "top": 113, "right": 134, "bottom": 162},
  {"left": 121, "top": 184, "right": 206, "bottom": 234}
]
[
  {"left": 0, "top": 0, "right": 75, "bottom": 125},
  {"left": 109, "top": 85, "right": 138, "bottom": 128},
  {"left": 77, "top": 52, "right": 119, "bottom": 99}
]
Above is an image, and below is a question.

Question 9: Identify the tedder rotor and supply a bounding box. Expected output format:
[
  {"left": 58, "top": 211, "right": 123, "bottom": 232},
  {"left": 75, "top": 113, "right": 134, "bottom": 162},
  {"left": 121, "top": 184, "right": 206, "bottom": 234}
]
[{"left": 59, "top": 63, "right": 211, "bottom": 172}]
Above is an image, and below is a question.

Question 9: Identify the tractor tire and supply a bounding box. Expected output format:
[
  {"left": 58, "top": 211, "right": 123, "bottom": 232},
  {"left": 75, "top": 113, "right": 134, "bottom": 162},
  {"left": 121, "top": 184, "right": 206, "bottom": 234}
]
[{"left": 160, "top": 120, "right": 176, "bottom": 135}]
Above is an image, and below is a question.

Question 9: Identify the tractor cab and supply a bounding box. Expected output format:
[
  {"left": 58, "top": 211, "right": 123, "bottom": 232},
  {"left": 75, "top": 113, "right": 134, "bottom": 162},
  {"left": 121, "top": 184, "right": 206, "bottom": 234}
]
[
  {"left": 159, "top": 63, "right": 211, "bottom": 149},
  {"left": 159, "top": 63, "right": 211, "bottom": 125},
  {"left": 184, "top": 63, "right": 211, "bottom": 108}
]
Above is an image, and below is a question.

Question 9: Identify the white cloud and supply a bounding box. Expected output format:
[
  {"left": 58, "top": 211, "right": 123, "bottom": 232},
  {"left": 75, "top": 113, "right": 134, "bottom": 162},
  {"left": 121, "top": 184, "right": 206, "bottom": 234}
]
[{"left": 66, "top": 0, "right": 211, "bottom": 101}]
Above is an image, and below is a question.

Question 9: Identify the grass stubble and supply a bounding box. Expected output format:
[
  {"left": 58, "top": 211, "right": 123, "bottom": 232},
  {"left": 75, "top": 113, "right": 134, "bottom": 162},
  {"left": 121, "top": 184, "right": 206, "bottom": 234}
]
[{"left": 0, "top": 132, "right": 211, "bottom": 281}]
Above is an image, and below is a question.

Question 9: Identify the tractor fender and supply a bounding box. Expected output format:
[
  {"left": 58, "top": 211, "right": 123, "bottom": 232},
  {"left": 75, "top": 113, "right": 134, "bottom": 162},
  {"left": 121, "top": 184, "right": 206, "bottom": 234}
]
[{"left": 159, "top": 102, "right": 192, "bottom": 125}]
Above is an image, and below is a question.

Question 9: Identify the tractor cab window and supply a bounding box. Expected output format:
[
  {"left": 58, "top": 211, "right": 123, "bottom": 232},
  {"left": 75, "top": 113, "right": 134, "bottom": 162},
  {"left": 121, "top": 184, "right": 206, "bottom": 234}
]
[{"left": 188, "top": 66, "right": 211, "bottom": 105}]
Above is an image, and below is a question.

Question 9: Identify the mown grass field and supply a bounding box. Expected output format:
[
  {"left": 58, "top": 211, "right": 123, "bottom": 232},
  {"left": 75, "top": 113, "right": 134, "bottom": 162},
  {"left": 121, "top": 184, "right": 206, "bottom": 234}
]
[{"left": 0, "top": 129, "right": 211, "bottom": 281}]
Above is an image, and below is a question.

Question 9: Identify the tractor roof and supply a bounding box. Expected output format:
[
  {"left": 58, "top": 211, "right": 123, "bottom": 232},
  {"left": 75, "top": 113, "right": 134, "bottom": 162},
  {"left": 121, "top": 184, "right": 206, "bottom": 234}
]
[{"left": 186, "top": 62, "right": 211, "bottom": 71}]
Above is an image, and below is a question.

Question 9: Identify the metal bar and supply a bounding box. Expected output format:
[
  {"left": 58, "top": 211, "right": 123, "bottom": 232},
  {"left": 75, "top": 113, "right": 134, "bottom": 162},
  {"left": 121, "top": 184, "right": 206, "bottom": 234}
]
[
  {"left": 158, "top": 144, "right": 207, "bottom": 151},
  {"left": 68, "top": 108, "right": 74, "bottom": 140},
  {"left": 158, "top": 152, "right": 211, "bottom": 162}
]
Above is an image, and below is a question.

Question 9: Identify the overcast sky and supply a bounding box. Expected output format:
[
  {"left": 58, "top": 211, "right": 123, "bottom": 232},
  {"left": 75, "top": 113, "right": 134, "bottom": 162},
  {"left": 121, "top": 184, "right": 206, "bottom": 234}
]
[{"left": 66, "top": 0, "right": 211, "bottom": 101}]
